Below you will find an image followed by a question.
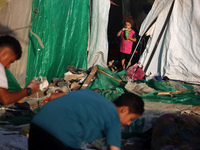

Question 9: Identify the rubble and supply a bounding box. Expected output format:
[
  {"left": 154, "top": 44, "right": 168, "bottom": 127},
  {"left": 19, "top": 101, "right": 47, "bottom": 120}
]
[{"left": 0, "top": 65, "right": 200, "bottom": 150}]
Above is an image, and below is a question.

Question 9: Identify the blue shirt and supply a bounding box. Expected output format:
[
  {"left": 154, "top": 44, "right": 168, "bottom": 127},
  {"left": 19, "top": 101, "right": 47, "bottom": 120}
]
[{"left": 32, "top": 89, "right": 121, "bottom": 149}]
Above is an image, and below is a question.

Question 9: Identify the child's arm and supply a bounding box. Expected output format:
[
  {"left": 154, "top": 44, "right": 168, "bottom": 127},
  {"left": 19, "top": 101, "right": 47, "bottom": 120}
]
[
  {"left": 110, "top": 145, "right": 120, "bottom": 150},
  {"left": 49, "top": 92, "right": 68, "bottom": 101},
  {"left": 117, "top": 28, "right": 126, "bottom": 37},
  {"left": 127, "top": 37, "right": 136, "bottom": 42},
  {"left": 127, "top": 32, "right": 137, "bottom": 42}
]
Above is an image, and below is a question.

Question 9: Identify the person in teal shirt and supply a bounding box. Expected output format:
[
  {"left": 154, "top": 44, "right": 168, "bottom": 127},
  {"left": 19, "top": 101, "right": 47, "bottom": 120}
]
[{"left": 29, "top": 89, "right": 144, "bottom": 150}]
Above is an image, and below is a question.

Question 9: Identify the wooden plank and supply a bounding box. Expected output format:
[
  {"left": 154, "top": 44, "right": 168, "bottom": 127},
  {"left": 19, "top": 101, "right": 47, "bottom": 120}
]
[{"left": 81, "top": 66, "right": 98, "bottom": 89}]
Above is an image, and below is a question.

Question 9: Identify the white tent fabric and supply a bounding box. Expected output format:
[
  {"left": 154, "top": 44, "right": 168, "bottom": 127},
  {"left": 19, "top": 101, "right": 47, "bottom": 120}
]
[
  {"left": 0, "top": 0, "right": 32, "bottom": 87},
  {"left": 139, "top": 0, "right": 200, "bottom": 84},
  {"left": 1, "top": 0, "right": 110, "bottom": 85},
  {"left": 139, "top": 0, "right": 174, "bottom": 36},
  {"left": 87, "top": 0, "right": 110, "bottom": 68}
]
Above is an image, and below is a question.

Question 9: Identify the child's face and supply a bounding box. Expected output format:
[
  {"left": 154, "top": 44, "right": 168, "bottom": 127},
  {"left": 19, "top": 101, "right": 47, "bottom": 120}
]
[
  {"left": 125, "top": 22, "right": 132, "bottom": 30},
  {"left": 0, "top": 49, "right": 17, "bottom": 69},
  {"left": 118, "top": 106, "right": 140, "bottom": 126},
  {"left": 120, "top": 112, "right": 140, "bottom": 126}
]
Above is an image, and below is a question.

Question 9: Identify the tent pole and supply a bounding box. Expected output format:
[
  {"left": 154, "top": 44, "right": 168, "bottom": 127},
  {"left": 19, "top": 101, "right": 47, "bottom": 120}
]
[
  {"left": 125, "top": 16, "right": 158, "bottom": 70},
  {"left": 143, "top": 0, "right": 175, "bottom": 73},
  {"left": 126, "top": 36, "right": 142, "bottom": 70}
]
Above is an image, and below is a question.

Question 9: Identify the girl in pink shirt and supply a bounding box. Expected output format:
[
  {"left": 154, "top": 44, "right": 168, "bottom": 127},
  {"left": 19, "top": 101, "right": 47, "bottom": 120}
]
[{"left": 117, "top": 15, "right": 136, "bottom": 70}]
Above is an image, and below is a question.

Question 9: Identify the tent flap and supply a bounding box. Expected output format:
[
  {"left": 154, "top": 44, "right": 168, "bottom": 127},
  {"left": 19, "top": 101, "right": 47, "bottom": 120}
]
[
  {"left": 87, "top": 0, "right": 110, "bottom": 68},
  {"left": 0, "top": 0, "right": 32, "bottom": 87},
  {"left": 139, "top": 0, "right": 200, "bottom": 84}
]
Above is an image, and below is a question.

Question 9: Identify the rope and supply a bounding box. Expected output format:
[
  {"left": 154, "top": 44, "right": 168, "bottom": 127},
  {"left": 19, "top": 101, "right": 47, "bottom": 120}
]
[
  {"left": 0, "top": 0, "right": 6, "bottom": 11},
  {"left": 30, "top": 29, "right": 44, "bottom": 49},
  {"left": 0, "top": 7, "right": 44, "bottom": 49}
]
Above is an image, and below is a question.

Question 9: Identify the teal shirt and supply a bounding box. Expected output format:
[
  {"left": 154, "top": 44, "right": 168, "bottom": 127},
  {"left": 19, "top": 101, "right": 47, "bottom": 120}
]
[{"left": 32, "top": 89, "right": 121, "bottom": 149}]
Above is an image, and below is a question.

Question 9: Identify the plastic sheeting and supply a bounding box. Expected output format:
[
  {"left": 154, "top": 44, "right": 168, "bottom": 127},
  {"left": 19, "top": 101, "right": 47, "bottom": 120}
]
[
  {"left": 87, "top": 0, "right": 110, "bottom": 68},
  {"left": 139, "top": 0, "right": 200, "bottom": 84},
  {"left": 88, "top": 65, "right": 127, "bottom": 101},
  {"left": 135, "top": 79, "right": 200, "bottom": 106},
  {"left": 88, "top": 64, "right": 200, "bottom": 105},
  {"left": 26, "top": 0, "right": 89, "bottom": 84},
  {"left": 0, "top": 0, "right": 32, "bottom": 87},
  {"left": 6, "top": 69, "right": 22, "bottom": 92},
  {"left": 139, "top": 0, "right": 174, "bottom": 36}
]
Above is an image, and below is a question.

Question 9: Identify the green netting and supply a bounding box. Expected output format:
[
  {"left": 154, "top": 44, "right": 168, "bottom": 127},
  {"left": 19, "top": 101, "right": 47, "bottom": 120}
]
[
  {"left": 6, "top": 69, "right": 22, "bottom": 92},
  {"left": 88, "top": 65, "right": 127, "bottom": 101},
  {"left": 136, "top": 79, "right": 200, "bottom": 106},
  {"left": 26, "top": 0, "right": 89, "bottom": 84}
]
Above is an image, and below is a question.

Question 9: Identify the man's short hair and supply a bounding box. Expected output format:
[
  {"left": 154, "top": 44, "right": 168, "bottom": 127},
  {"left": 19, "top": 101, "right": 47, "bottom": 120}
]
[
  {"left": 113, "top": 92, "right": 144, "bottom": 115},
  {"left": 0, "top": 35, "right": 22, "bottom": 60}
]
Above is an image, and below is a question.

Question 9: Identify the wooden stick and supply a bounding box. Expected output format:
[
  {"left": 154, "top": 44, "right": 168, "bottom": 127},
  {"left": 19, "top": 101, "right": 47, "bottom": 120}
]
[
  {"left": 157, "top": 89, "right": 195, "bottom": 95},
  {"left": 97, "top": 68, "right": 126, "bottom": 85},
  {"left": 81, "top": 66, "right": 126, "bottom": 89},
  {"left": 81, "top": 66, "right": 98, "bottom": 89}
]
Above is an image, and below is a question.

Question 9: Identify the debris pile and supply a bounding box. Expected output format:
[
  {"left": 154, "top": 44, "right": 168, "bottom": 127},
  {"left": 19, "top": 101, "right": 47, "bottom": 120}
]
[{"left": 0, "top": 63, "right": 200, "bottom": 150}]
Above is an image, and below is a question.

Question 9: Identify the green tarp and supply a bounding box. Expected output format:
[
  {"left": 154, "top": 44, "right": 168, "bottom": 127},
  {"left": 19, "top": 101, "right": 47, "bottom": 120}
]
[
  {"left": 26, "top": 0, "right": 89, "bottom": 84},
  {"left": 3, "top": 67, "right": 200, "bottom": 126},
  {"left": 6, "top": 69, "right": 22, "bottom": 92},
  {"left": 88, "top": 67, "right": 200, "bottom": 105},
  {"left": 138, "top": 79, "right": 200, "bottom": 106},
  {"left": 88, "top": 65, "right": 128, "bottom": 101}
]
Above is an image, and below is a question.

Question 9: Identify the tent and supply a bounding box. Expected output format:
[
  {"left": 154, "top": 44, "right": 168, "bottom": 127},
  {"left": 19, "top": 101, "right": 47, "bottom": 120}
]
[
  {"left": 138, "top": 0, "right": 200, "bottom": 84},
  {"left": 0, "top": 0, "right": 110, "bottom": 87}
]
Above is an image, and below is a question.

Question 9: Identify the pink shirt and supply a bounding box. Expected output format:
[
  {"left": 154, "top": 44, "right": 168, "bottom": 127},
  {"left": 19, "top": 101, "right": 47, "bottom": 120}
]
[{"left": 120, "top": 30, "right": 135, "bottom": 54}]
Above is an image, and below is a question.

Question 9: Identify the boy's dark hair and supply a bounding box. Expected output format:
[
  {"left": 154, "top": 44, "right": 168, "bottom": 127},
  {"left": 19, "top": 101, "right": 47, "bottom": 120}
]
[
  {"left": 122, "top": 15, "right": 135, "bottom": 27},
  {"left": 113, "top": 92, "right": 144, "bottom": 115},
  {"left": 0, "top": 35, "right": 22, "bottom": 60}
]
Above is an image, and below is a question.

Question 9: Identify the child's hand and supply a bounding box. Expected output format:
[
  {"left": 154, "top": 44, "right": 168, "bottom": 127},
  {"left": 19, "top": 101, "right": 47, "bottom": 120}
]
[
  {"left": 49, "top": 92, "right": 68, "bottom": 101},
  {"left": 27, "top": 79, "right": 40, "bottom": 94},
  {"left": 122, "top": 28, "right": 126, "bottom": 31}
]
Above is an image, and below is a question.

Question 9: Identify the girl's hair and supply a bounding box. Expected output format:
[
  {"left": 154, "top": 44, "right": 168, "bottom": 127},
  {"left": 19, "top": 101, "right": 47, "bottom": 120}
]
[{"left": 122, "top": 15, "right": 135, "bottom": 27}]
